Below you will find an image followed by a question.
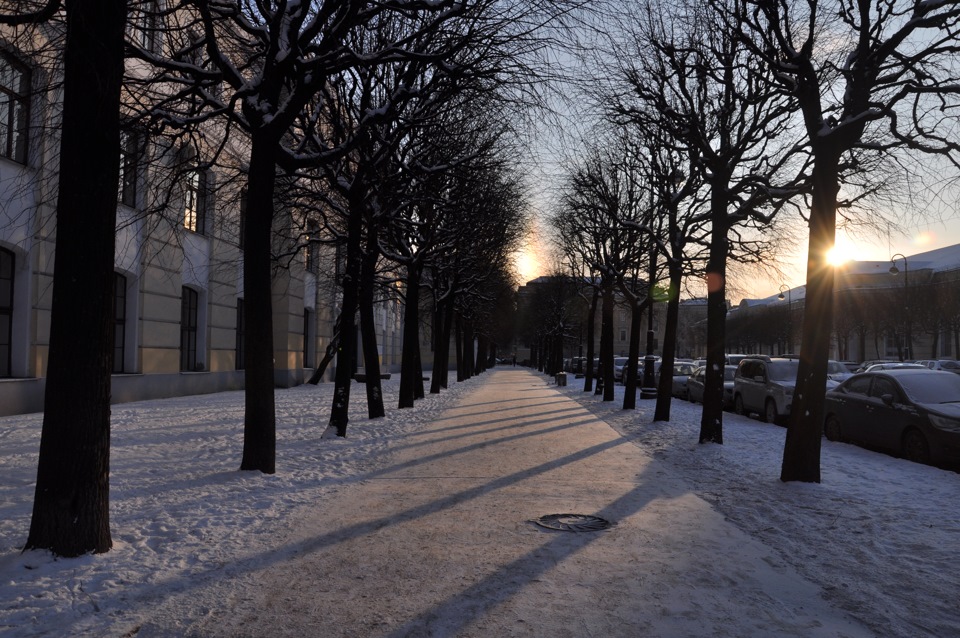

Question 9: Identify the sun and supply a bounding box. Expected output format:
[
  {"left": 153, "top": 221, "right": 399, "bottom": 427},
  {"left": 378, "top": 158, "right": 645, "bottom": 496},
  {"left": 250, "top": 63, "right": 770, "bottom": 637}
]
[{"left": 825, "top": 245, "right": 849, "bottom": 266}]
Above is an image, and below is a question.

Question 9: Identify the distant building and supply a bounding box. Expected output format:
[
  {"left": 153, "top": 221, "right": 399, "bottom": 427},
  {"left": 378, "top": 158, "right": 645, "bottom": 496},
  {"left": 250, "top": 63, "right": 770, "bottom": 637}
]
[{"left": 726, "top": 244, "right": 960, "bottom": 362}]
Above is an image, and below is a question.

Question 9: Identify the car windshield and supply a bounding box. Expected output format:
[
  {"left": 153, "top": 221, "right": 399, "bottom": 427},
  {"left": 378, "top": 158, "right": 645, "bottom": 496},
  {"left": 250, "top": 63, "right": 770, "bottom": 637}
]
[
  {"left": 767, "top": 360, "right": 799, "bottom": 381},
  {"left": 940, "top": 361, "right": 960, "bottom": 370},
  {"left": 895, "top": 373, "right": 960, "bottom": 404}
]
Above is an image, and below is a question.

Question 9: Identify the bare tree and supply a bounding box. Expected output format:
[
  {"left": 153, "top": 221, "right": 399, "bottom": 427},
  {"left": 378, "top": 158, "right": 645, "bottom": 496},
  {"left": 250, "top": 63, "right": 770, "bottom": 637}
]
[
  {"left": 609, "top": 0, "right": 800, "bottom": 441},
  {"left": 553, "top": 136, "right": 653, "bottom": 403},
  {"left": 727, "top": 0, "right": 960, "bottom": 481},
  {"left": 1, "top": 0, "right": 125, "bottom": 556}
]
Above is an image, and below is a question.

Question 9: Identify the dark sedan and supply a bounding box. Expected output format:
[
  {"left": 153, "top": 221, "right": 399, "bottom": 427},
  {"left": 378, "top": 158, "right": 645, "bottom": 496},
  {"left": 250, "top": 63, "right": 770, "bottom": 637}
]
[
  {"left": 687, "top": 365, "right": 737, "bottom": 409},
  {"left": 823, "top": 369, "right": 960, "bottom": 466}
]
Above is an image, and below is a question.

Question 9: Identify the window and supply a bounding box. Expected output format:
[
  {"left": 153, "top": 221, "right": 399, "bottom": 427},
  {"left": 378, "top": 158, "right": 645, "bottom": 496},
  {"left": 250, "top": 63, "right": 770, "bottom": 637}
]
[
  {"left": 180, "top": 287, "right": 199, "bottom": 371},
  {"left": 238, "top": 187, "right": 247, "bottom": 250},
  {"left": 0, "top": 247, "right": 13, "bottom": 377},
  {"left": 235, "top": 298, "right": 244, "bottom": 370},
  {"left": 870, "top": 377, "right": 900, "bottom": 402},
  {"left": 843, "top": 376, "right": 872, "bottom": 396},
  {"left": 305, "top": 220, "right": 319, "bottom": 273},
  {"left": 119, "top": 129, "right": 141, "bottom": 208},
  {"left": 619, "top": 328, "right": 626, "bottom": 342},
  {"left": 113, "top": 272, "right": 127, "bottom": 373},
  {"left": 303, "top": 308, "right": 314, "bottom": 367},
  {"left": 130, "top": 0, "right": 161, "bottom": 52},
  {"left": 0, "top": 52, "right": 30, "bottom": 164},
  {"left": 184, "top": 166, "right": 209, "bottom": 234}
]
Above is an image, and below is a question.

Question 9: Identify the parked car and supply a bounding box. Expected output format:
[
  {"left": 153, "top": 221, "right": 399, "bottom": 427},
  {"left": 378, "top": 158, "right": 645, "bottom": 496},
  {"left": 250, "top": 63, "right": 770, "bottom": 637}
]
[
  {"left": 725, "top": 354, "right": 756, "bottom": 366},
  {"left": 687, "top": 365, "right": 737, "bottom": 408},
  {"left": 671, "top": 363, "right": 698, "bottom": 399},
  {"left": 638, "top": 357, "right": 662, "bottom": 385},
  {"left": 915, "top": 359, "right": 960, "bottom": 374},
  {"left": 855, "top": 359, "right": 900, "bottom": 372},
  {"left": 827, "top": 360, "right": 855, "bottom": 383},
  {"left": 823, "top": 369, "right": 960, "bottom": 466},
  {"left": 863, "top": 362, "right": 926, "bottom": 372},
  {"left": 613, "top": 357, "right": 630, "bottom": 383},
  {"left": 733, "top": 357, "right": 800, "bottom": 424}
]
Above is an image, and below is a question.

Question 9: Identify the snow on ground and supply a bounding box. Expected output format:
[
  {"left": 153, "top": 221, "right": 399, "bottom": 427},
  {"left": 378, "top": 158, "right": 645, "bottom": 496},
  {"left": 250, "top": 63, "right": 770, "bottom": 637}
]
[{"left": 0, "top": 369, "right": 958, "bottom": 637}]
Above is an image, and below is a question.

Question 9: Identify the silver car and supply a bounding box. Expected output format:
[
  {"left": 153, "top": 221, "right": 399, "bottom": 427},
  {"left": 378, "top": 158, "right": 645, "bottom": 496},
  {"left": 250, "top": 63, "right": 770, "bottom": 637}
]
[{"left": 733, "top": 357, "right": 799, "bottom": 424}]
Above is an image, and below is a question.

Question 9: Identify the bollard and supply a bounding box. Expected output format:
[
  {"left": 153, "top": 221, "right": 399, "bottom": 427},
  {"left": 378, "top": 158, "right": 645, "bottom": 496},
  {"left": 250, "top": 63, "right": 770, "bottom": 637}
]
[{"left": 556, "top": 372, "right": 568, "bottom": 386}]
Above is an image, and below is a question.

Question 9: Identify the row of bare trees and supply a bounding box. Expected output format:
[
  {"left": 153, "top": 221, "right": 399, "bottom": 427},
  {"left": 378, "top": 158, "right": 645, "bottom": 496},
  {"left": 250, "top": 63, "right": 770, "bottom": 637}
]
[
  {"left": 4, "top": 0, "right": 563, "bottom": 557},
  {"left": 546, "top": 0, "right": 960, "bottom": 482},
  {"left": 728, "top": 277, "right": 960, "bottom": 362}
]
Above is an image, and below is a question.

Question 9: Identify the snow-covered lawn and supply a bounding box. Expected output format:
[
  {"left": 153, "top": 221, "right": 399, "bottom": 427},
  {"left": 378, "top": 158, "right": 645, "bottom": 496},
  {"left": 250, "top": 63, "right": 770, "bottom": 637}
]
[{"left": 1, "top": 369, "right": 957, "bottom": 636}]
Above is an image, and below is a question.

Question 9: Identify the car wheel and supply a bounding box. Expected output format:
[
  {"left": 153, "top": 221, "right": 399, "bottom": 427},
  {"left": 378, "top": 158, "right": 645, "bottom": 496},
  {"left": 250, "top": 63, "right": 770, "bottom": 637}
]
[
  {"left": 824, "top": 415, "right": 842, "bottom": 442},
  {"left": 902, "top": 429, "right": 930, "bottom": 464},
  {"left": 734, "top": 394, "right": 745, "bottom": 416},
  {"left": 763, "top": 399, "right": 778, "bottom": 424}
]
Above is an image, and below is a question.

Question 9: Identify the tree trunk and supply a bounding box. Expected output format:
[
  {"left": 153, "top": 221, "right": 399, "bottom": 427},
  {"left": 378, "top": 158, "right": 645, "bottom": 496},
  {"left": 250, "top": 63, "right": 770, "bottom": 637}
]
[
  {"left": 328, "top": 193, "right": 363, "bottom": 435},
  {"left": 462, "top": 321, "right": 475, "bottom": 380},
  {"left": 430, "top": 297, "right": 446, "bottom": 394},
  {"left": 699, "top": 201, "right": 731, "bottom": 444},
  {"left": 622, "top": 298, "right": 645, "bottom": 410},
  {"left": 455, "top": 314, "right": 464, "bottom": 381},
  {"left": 358, "top": 223, "right": 384, "bottom": 419},
  {"left": 599, "top": 280, "right": 615, "bottom": 401},
  {"left": 583, "top": 288, "right": 599, "bottom": 392},
  {"left": 398, "top": 264, "right": 422, "bottom": 408},
  {"left": 654, "top": 266, "right": 683, "bottom": 422},
  {"left": 781, "top": 153, "right": 841, "bottom": 483},
  {"left": 239, "top": 130, "right": 282, "bottom": 463},
  {"left": 308, "top": 313, "right": 340, "bottom": 384},
  {"left": 25, "top": 0, "right": 125, "bottom": 556},
  {"left": 437, "top": 293, "right": 455, "bottom": 389}
]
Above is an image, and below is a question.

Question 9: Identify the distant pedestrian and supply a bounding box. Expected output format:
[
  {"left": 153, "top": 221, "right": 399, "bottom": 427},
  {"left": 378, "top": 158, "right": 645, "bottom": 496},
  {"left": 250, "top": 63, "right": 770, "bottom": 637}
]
[{"left": 512, "top": 355, "right": 516, "bottom": 366}]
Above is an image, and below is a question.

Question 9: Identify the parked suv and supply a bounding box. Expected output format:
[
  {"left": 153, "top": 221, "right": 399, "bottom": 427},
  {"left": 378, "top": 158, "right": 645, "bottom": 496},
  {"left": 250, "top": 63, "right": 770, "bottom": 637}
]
[{"left": 733, "top": 357, "right": 799, "bottom": 424}]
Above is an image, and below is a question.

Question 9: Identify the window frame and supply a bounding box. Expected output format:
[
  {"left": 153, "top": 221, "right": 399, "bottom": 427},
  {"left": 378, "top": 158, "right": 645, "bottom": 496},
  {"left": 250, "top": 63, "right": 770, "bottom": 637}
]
[
  {"left": 0, "top": 51, "right": 31, "bottom": 164},
  {"left": 0, "top": 247, "right": 13, "bottom": 377},
  {"left": 119, "top": 129, "right": 142, "bottom": 208},
  {"left": 180, "top": 286, "right": 199, "bottom": 371},
  {"left": 235, "top": 298, "right": 244, "bottom": 370},
  {"left": 113, "top": 272, "right": 127, "bottom": 373},
  {"left": 183, "top": 166, "right": 209, "bottom": 234}
]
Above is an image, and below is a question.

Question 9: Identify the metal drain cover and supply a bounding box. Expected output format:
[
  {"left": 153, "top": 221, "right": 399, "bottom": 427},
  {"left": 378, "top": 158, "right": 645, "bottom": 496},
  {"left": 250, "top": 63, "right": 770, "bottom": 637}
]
[{"left": 534, "top": 513, "right": 613, "bottom": 532}]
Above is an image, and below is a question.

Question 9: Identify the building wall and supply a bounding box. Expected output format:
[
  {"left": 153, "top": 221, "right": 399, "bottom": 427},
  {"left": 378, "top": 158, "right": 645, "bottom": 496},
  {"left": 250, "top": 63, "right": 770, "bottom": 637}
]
[{"left": 0, "top": 40, "right": 402, "bottom": 416}]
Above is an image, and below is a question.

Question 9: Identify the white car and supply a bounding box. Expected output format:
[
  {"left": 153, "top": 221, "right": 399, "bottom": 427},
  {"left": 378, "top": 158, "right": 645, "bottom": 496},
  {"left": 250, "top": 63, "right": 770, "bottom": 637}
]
[{"left": 733, "top": 357, "right": 798, "bottom": 424}]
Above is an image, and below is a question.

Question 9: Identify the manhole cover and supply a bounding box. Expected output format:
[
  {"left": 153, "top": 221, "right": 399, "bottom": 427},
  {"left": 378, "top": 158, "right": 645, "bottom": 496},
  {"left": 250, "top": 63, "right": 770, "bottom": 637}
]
[{"left": 533, "top": 513, "right": 614, "bottom": 532}]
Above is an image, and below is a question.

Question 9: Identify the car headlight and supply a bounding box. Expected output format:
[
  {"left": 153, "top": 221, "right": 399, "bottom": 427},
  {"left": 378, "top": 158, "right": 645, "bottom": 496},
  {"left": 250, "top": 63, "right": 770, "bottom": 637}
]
[{"left": 929, "top": 413, "right": 960, "bottom": 433}]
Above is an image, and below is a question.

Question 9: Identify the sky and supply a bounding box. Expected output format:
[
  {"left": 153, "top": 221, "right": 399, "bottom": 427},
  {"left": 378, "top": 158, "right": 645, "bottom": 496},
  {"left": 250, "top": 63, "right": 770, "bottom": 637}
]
[
  {"left": 1, "top": 372, "right": 957, "bottom": 636},
  {"left": 513, "top": 208, "right": 960, "bottom": 301},
  {"left": 511, "top": 4, "right": 960, "bottom": 302}
]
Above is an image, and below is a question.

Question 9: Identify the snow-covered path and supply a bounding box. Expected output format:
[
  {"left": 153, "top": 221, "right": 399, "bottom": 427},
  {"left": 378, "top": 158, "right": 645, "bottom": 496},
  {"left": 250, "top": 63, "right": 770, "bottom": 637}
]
[
  {"left": 2, "top": 367, "right": 958, "bottom": 636},
  {"left": 133, "top": 369, "right": 869, "bottom": 637}
]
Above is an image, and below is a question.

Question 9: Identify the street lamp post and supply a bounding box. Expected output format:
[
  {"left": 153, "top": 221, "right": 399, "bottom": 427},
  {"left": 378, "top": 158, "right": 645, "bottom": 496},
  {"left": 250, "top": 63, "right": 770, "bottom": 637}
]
[
  {"left": 777, "top": 284, "right": 792, "bottom": 355},
  {"left": 889, "top": 253, "right": 911, "bottom": 360}
]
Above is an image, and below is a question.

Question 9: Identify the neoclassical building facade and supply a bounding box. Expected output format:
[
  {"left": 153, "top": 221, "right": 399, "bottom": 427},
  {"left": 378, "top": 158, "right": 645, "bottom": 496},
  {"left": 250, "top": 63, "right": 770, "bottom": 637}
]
[{"left": 0, "top": 34, "right": 404, "bottom": 417}]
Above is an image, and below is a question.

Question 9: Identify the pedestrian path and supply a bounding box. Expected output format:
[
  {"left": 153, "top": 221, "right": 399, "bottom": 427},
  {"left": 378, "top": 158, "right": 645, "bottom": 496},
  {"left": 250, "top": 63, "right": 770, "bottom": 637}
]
[{"left": 139, "top": 368, "right": 871, "bottom": 637}]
